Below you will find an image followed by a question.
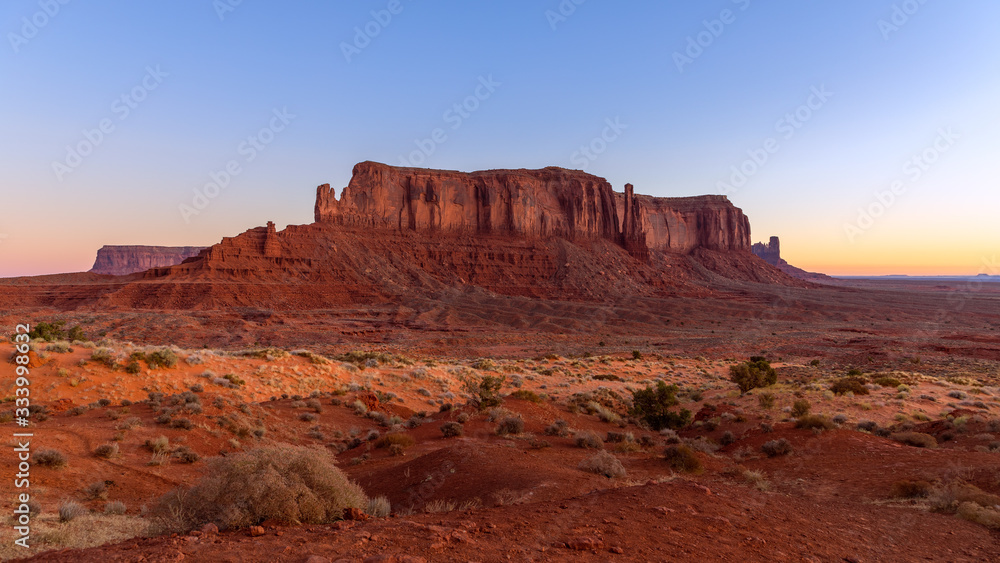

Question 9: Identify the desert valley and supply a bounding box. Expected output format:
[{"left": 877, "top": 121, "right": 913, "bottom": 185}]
[{"left": 1, "top": 162, "right": 999, "bottom": 562}]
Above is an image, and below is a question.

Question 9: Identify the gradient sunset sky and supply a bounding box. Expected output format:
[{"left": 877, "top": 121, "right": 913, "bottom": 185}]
[{"left": 1, "top": 1, "right": 998, "bottom": 278}]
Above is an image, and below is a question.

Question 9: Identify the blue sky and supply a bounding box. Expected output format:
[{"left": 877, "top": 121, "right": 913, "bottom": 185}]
[{"left": 1, "top": 0, "right": 998, "bottom": 276}]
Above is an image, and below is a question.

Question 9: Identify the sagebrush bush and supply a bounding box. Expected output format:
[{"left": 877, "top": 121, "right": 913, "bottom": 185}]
[
  {"left": 35, "top": 449, "right": 67, "bottom": 468},
  {"left": 495, "top": 416, "right": 525, "bottom": 436},
  {"left": 830, "top": 377, "right": 869, "bottom": 396},
  {"left": 375, "top": 433, "right": 416, "bottom": 449},
  {"left": 94, "top": 443, "right": 119, "bottom": 459},
  {"left": 663, "top": 444, "right": 702, "bottom": 473},
  {"left": 151, "top": 445, "right": 367, "bottom": 532},
  {"left": 795, "top": 415, "right": 835, "bottom": 430},
  {"left": 545, "top": 419, "right": 570, "bottom": 437},
  {"left": 574, "top": 430, "right": 604, "bottom": 449},
  {"left": 84, "top": 481, "right": 108, "bottom": 500},
  {"left": 761, "top": 438, "right": 793, "bottom": 457},
  {"left": 891, "top": 479, "right": 932, "bottom": 499},
  {"left": 147, "top": 348, "right": 179, "bottom": 369},
  {"left": 104, "top": 501, "right": 127, "bottom": 515},
  {"left": 791, "top": 399, "right": 811, "bottom": 418},
  {"left": 461, "top": 374, "right": 506, "bottom": 410},
  {"left": 757, "top": 393, "right": 775, "bottom": 410},
  {"left": 729, "top": 358, "right": 777, "bottom": 394},
  {"left": 509, "top": 389, "right": 543, "bottom": 403},
  {"left": 440, "top": 421, "right": 464, "bottom": 438},
  {"left": 890, "top": 432, "right": 937, "bottom": 448},
  {"left": 59, "top": 501, "right": 87, "bottom": 522},
  {"left": 629, "top": 381, "right": 691, "bottom": 430},
  {"left": 578, "top": 450, "right": 627, "bottom": 478}
]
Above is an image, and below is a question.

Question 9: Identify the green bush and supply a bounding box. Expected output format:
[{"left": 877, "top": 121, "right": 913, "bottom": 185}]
[
  {"left": 791, "top": 399, "right": 811, "bottom": 418},
  {"left": 629, "top": 381, "right": 691, "bottom": 430},
  {"left": 147, "top": 348, "right": 179, "bottom": 369},
  {"left": 461, "top": 374, "right": 506, "bottom": 410},
  {"left": 28, "top": 321, "right": 66, "bottom": 342},
  {"left": 830, "top": 377, "right": 869, "bottom": 396},
  {"left": 729, "top": 358, "right": 777, "bottom": 394},
  {"left": 151, "top": 445, "right": 367, "bottom": 532}
]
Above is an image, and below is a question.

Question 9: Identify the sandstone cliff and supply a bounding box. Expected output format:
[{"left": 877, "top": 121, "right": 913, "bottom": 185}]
[
  {"left": 316, "top": 162, "right": 750, "bottom": 257},
  {"left": 90, "top": 245, "right": 207, "bottom": 276}
]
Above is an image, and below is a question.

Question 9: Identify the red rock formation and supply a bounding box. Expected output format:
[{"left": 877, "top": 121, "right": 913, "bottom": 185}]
[
  {"left": 316, "top": 161, "right": 750, "bottom": 257},
  {"left": 90, "top": 245, "right": 207, "bottom": 276},
  {"left": 752, "top": 236, "right": 832, "bottom": 282}
]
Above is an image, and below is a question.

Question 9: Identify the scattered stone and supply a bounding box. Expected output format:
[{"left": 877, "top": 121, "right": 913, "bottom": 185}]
[
  {"left": 248, "top": 526, "right": 265, "bottom": 537},
  {"left": 565, "top": 536, "right": 604, "bottom": 551}
]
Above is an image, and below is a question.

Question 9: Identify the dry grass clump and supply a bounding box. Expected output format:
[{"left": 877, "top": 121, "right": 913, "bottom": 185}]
[
  {"left": 742, "top": 469, "right": 770, "bottom": 491},
  {"left": 150, "top": 445, "right": 367, "bottom": 532},
  {"left": 375, "top": 433, "right": 416, "bottom": 449},
  {"left": 574, "top": 430, "right": 604, "bottom": 449},
  {"left": 795, "top": 415, "right": 835, "bottom": 431},
  {"left": 957, "top": 502, "right": 1000, "bottom": 529},
  {"left": 495, "top": 415, "right": 525, "bottom": 436},
  {"left": 367, "top": 495, "right": 391, "bottom": 518},
  {"left": 35, "top": 449, "right": 68, "bottom": 468},
  {"left": 761, "top": 438, "right": 793, "bottom": 457},
  {"left": 890, "top": 432, "right": 937, "bottom": 448},
  {"left": 891, "top": 479, "right": 933, "bottom": 499},
  {"left": 59, "top": 501, "right": 87, "bottom": 522},
  {"left": 663, "top": 444, "right": 702, "bottom": 473},
  {"left": 578, "top": 450, "right": 627, "bottom": 478},
  {"left": 93, "top": 443, "right": 119, "bottom": 459},
  {"left": 440, "top": 421, "right": 464, "bottom": 437}
]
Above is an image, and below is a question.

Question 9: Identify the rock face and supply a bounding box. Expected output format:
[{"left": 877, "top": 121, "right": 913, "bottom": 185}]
[
  {"left": 90, "top": 245, "right": 207, "bottom": 276},
  {"left": 316, "top": 161, "right": 750, "bottom": 258},
  {"left": 752, "top": 236, "right": 782, "bottom": 266}
]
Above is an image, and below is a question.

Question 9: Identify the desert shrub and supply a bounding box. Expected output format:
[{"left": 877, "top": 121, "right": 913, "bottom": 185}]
[
  {"left": 461, "top": 374, "right": 506, "bottom": 410},
  {"left": 663, "top": 445, "right": 702, "bottom": 473},
  {"left": 509, "top": 389, "right": 543, "bottom": 403},
  {"left": 440, "top": 421, "right": 464, "bottom": 437},
  {"left": 830, "top": 377, "right": 869, "bottom": 396},
  {"left": 91, "top": 348, "right": 117, "bottom": 368},
  {"left": 147, "top": 348, "right": 179, "bottom": 369},
  {"left": 117, "top": 416, "right": 143, "bottom": 430},
  {"left": 891, "top": 479, "right": 932, "bottom": 499},
  {"left": 832, "top": 413, "right": 848, "bottom": 425},
  {"left": 190, "top": 383, "right": 204, "bottom": 393},
  {"left": 35, "top": 448, "right": 67, "bottom": 468},
  {"left": 145, "top": 436, "right": 170, "bottom": 454},
  {"left": 375, "top": 433, "right": 416, "bottom": 449},
  {"left": 761, "top": 438, "right": 793, "bottom": 457},
  {"left": 757, "top": 392, "right": 775, "bottom": 410},
  {"left": 45, "top": 341, "right": 73, "bottom": 353},
  {"left": 719, "top": 431, "right": 736, "bottom": 446},
  {"left": 809, "top": 359, "right": 821, "bottom": 367},
  {"left": 104, "top": 501, "right": 127, "bottom": 515},
  {"left": 890, "top": 432, "right": 937, "bottom": 448},
  {"left": 59, "top": 501, "right": 87, "bottom": 522},
  {"left": 660, "top": 428, "right": 681, "bottom": 444},
  {"left": 574, "top": 430, "right": 604, "bottom": 449},
  {"left": 495, "top": 416, "right": 525, "bottom": 436},
  {"left": 84, "top": 481, "right": 108, "bottom": 500},
  {"left": 791, "top": 399, "right": 811, "bottom": 418},
  {"left": 578, "top": 450, "right": 627, "bottom": 478},
  {"left": 632, "top": 350, "right": 642, "bottom": 360},
  {"left": 471, "top": 358, "right": 498, "bottom": 371},
  {"left": 545, "top": 419, "right": 570, "bottom": 437},
  {"left": 629, "top": 381, "right": 691, "bottom": 430},
  {"left": 795, "top": 415, "right": 835, "bottom": 431},
  {"left": 151, "top": 445, "right": 367, "bottom": 532},
  {"left": 173, "top": 446, "right": 201, "bottom": 464},
  {"left": 605, "top": 431, "right": 628, "bottom": 443},
  {"left": 94, "top": 443, "right": 119, "bottom": 459},
  {"left": 299, "top": 412, "right": 318, "bottom": 422},
  {"left": 856, "top": 420, "right": 878, "bottom": 433},
  {"left": 367, "top": 495, "right": 391, "bottom": 518},
  {"left": 957, "top": 501, "right": 1000, "bottom": 528},
  {"left": 873, "top": 376, "right": 902, "bottom": 388},
  {"left": 729, "top": 358, "right": 777, "bottom": 394},
  {"left": 171, "top": 418, "right": 194, "bottom": 430}
]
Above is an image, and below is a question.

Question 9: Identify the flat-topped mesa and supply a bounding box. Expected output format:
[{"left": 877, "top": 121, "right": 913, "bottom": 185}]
[
  {"left": 315, "top": 161, "right": 750, "bottom": 256},
  {"left": 90, "top": 245, "right": 207, "bottom": 276}
]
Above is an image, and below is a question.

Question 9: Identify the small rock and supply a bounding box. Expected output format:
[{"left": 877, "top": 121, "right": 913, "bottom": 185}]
[
  {"left": 344, "top": 507, "right": 369, "bottom": 521},
  {"left": 200, "top": 523, "right": 218, "bottom": 536},
  {"left": 248, "top": 526, "right": 265, "bottom": 537},
  {"left": 609, "top": 546, "right": 625, "bottom": 554},
  {"left": 565, "top": 536, "right": 604, "bottom": 551}
]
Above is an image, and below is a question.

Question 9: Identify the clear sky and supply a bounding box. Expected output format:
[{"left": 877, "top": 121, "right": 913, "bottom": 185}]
[{"left": 1, "top": 1, "right": 998, "bottom": 277}]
